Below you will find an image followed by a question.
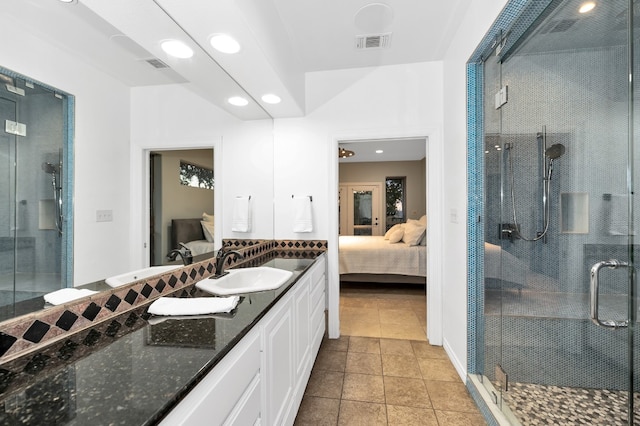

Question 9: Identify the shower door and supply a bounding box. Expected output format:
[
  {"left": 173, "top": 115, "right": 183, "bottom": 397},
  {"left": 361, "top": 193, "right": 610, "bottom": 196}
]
[
  {"left": 482, "top": 1, "right": 640, "bottom": 423},
  {"left": 0, "top": 72, "right": 69, "bottom": 321}
]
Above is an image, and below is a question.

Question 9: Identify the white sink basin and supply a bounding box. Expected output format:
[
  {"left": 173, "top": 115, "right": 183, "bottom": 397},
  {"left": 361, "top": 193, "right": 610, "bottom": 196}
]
[
  {"left": 105, "top": 265, "right": 183, "bottom": 288},
  {"left": 195, "top": 267, "right": 293, "bottom": 296}
]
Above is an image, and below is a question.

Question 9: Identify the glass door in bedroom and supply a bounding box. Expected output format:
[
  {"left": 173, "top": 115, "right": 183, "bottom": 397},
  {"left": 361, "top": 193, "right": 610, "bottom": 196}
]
[{"left": 339, "top": 183, "right": 382, "bottom": 236}]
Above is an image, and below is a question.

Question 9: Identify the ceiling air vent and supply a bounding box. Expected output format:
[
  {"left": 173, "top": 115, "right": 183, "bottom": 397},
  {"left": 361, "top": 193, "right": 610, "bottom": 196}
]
[
  {"left": 539, "top": 19, "right": 578, "bottom": 34},
  {"left": 356, "top": 33, "right": 392, "bottom": 50},
  {"left": 145, "top": 58, "right": 169, "bottom": 69}
]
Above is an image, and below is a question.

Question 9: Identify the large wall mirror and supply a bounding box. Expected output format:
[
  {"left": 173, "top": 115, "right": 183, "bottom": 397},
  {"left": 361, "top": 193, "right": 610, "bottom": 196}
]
[{"left": 0, "top": 0, "right": 276, "bottom": 323}]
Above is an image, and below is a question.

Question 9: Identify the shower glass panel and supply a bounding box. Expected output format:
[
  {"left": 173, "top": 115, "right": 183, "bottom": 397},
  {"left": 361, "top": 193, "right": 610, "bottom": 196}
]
[
  {"left": 480, "top": 0, "right": 639, "bottom": 423},
  {"left": 0, "top": 69, "right": 72, "bottom": 321}
]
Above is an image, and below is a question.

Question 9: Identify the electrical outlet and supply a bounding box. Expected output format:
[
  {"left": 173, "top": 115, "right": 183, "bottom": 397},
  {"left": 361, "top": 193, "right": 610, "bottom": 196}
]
[{"left": 96, "top": 210, "right": 113, "bottom": 222}]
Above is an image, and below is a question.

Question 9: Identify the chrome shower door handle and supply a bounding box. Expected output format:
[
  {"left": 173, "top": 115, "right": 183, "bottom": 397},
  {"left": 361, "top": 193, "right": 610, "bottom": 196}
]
[{"left": 590, "top": 259, "right": 630, "bottom": 329}]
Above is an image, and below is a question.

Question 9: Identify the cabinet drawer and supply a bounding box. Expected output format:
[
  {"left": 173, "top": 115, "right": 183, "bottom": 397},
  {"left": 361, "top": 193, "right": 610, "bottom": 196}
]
[
  {"left": 310, "top": 277, "right": 325, "bottom": 311},
  {"left": 309, "top": 255, "right": 326, "bottom": 287},
  {"left": 160, "top": 329, "right": 261, "bottom": 426},
  {"left": 224, "top": 374, "right": 261, "bottom": 426}
]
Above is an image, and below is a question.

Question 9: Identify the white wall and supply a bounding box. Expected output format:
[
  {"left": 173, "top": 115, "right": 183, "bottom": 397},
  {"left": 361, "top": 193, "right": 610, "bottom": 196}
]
[
  {"left": 441, "top": 0, "right": 509, "bottom": 378},
  {"left": 0, "top": 14, "right": 133, "bottom": 286},
  {"left": 274, "top": 62, "right": 444, "bottom": 338}
]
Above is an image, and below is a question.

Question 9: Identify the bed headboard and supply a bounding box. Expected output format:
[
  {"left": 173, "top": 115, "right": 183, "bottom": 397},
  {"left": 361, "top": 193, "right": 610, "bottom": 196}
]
[{"left": 171, "top": 218, "right": 205, "bottom": 249}]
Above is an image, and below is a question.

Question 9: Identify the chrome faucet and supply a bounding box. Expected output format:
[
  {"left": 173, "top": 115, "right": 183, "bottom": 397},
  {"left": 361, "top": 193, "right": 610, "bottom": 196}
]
[
  {"left": 214, "top": 245, "right": 243, "bottom": 278},
  {"left": 167, "top": 243, "right": 193, "bottom": 266}
]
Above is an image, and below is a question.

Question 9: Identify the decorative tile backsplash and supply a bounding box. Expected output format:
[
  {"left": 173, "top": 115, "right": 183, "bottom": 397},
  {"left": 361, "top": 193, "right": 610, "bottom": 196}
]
[{"left": 0, "top": 239, "right": 327, "bottom": 364}]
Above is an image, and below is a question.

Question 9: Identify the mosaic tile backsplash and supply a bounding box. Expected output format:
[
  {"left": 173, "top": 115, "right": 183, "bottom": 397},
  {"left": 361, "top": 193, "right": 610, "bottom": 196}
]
[{"left": 0, "top": 239, "right": 327, "bottom": 364}]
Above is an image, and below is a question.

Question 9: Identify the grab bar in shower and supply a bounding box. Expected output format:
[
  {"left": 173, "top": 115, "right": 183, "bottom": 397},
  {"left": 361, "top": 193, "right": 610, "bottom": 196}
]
[{"left": 589, "top": 259, "right": 631, "bottom": 329}]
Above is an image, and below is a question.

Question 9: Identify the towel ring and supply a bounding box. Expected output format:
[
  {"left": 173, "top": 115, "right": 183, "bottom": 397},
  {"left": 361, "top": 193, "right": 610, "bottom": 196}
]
[{"left": 292, "top": 195, "right": 312, "bottom": 202}]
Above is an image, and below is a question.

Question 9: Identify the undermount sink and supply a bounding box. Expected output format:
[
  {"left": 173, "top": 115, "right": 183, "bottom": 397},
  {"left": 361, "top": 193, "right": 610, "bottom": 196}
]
[
  {"left": 105, "top": 265, "right": 182, "bottom": 288},
  {"left": 195, "top": 267, "right": 293, "bottom": 296}
]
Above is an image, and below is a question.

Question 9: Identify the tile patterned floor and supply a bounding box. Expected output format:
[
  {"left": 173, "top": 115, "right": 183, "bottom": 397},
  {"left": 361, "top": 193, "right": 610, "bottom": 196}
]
[{"left": 295, "top": 283, "right": 486, "bottom": 425}]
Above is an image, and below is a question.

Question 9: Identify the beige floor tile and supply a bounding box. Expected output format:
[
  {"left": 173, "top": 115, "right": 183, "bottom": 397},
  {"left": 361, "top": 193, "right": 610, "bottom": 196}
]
[
  {"left": 294, "top": 396, "right": 340, "bottom": 425},
  {"left": 384, "top": 376, "right": 431, "bottom": 408},
  {"left": 314, "top": 349, "right": 348, "bottom": 372},
  {"left": 305, "top": 370, "right": 344, "bottom": 399},
  {"left": 381, "top": 353, "right": 422, "bottom": 378},
  {"left": 425, "top": 381, "right": 481, "bottom": 413},
  {"left": 346, "top": 352, "right": 383, "bottom": 375},
  {"left": 348, "top": 336, "right": 380, "bottom": 354},
  {"left": 340, "top": 298, "right": 380, "bottom": 309},
  {"left": 342, "top": 373, "right": 385, "bottom": 403},
  {"left": 378, "top": 309, "right": 422, "bottom": 326},
  {"left": 380, "top": 323, "right": 427, "bottom": 341},
  {"left": 411, "top": 341, "right": 448, "bottom": 359},
  {"left": 338, "top": 400, "right": 387, "bottom": 426},
  {"left": 435, "top": 410, "right": 487, "bottom": 425},
  {"left": 379, "top": 338, "right": 414, "bottom": 355},
  {"left": 417, "top": 358, "right": 460, "bottom": 382},
  {"left": 387, "top": 405, "right": 439, "bottom": 425},
  {"left": 341, "top": 307, "right": 380, "bottom": 322},
  {"left": 322, "top": 335, "right": 350, "bottom": 352},
  {"left": 342, "top": 321, "right": 381, "bottom": 338}
]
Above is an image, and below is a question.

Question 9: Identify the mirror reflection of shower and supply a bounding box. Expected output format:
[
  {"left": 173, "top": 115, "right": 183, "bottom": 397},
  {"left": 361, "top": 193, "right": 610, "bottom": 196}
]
[
  {"left": 505, "top": 127, "right": 565, "bottom": 242},
  {"left": 41, "top": 161, "right": 63, "bottom": 235}
]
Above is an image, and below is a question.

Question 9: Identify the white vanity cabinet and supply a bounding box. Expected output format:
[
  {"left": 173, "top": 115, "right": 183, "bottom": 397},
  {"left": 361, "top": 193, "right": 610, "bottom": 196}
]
[
  {"left": 159, "top": 326, "right": 262, "bottom": 426},
  {"left": 160, "top": 254, "right": 326, "bottom": 426}
]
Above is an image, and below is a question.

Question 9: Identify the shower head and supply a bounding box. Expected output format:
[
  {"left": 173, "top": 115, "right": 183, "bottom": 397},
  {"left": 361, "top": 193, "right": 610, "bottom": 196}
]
[
  {"left": 41, "top": 162, "right": 58, "bottom": 174},
  {"left": 545, "top": 143, "right": 565, "bottom": 160}
]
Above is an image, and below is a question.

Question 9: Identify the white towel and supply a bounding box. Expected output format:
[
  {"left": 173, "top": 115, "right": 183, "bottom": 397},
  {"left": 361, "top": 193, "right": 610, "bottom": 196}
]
[
  {"left": 232, "top": 196, "right": 251, "bottom": 232},
  {"left": 44, "top": 288, "right": 98, "bottom": 305},
  {"left": 147, "top": 296, "right": 240, "bottom": 316},
  {"left": 293, "top": 196, "right": 313, "bottom": 232}
]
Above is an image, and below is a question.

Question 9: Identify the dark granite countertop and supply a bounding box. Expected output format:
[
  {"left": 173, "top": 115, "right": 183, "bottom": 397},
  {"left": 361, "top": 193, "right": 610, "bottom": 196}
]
[{"left": 0, "top": 256, "right": 321, "bottom": 425}]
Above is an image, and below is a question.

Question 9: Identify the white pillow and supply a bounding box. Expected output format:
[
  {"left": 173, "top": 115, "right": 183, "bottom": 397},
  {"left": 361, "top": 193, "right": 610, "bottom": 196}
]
[
  {"left": 402, "top": 219, "right": 426, "bottom": 246},
  {"left": 388, "top": 227, "right": 404, "bottom": 243},
  {"left": 384, "top": 223, "right": 405, "bottom": 239},
  {"left": 201, "top": 220, "right": 215, "bottom": 242},
  {"left": 418, "top": 215, "right": 427, "bottom": 225},
  {"left": 202, "top": 212, "right": 214, "bottom": 223}
]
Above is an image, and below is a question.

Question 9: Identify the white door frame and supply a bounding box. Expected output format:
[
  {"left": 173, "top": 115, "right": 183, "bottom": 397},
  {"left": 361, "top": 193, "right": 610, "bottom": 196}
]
[{"left": 326, "top": 129, "right": 444, "bottom": 346}]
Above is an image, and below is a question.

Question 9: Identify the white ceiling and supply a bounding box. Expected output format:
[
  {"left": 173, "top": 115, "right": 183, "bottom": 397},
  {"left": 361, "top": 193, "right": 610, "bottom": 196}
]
[
  {"left": 4, "top": 0, "right": 471, "bottom": 119},
  {"left": 339, "top": 139, "right": 426, "bottom": 163}
]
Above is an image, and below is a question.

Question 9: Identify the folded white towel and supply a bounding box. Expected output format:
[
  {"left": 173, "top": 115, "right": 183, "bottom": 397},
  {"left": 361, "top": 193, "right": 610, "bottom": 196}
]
[
  {"left": 293, "top": 196, "right": 313, "bottom": 232},
  {"left": 44, "top": 288, "right": 98, "bottom": 305},
  {"left": 232, "top": 196, "right": 251, "bottom": 232},
  {"left": 147, "top": 296, "right": 240, "bottom": 316}
]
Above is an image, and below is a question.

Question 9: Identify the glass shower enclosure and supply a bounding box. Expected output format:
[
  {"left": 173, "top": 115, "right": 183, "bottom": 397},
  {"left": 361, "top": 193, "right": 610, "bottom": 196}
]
[
  {"left": 0, "top": 68, "right": 72, "bottom": 321},
  {"left": 472, "top": 0, "right": 640, "bottom": 424}
]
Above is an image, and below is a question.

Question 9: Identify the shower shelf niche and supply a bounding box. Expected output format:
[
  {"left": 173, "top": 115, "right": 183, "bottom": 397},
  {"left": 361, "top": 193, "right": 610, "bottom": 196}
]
[{"left": 560, "top": 192, "right": 588, "bottom": 234}]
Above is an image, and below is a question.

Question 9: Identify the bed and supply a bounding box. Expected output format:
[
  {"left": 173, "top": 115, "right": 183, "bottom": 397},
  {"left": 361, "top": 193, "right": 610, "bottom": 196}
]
[
  {"left": 171, "top": 218, "right": 215, "bottom": 256},
  {"left": 339, "top": 235, "right": 427, "bottom": 284}
]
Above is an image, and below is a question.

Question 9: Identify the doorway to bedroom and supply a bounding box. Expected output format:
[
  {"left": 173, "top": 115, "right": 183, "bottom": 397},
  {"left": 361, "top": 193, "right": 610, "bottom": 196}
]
[
  {"left": 148, "top": 148, "right": 215, "bottom": 266},
  {"left": 337, "top": 137, "right": 427, "bottom": 339}
]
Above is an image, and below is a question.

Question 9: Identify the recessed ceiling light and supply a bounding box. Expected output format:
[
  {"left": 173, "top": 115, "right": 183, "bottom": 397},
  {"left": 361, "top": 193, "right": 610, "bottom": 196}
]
[
  {"left": 261, "top": 94, "right": 281, "bottom": 104},
  {"left": 579, "top": 1, "right": 596, "bottom": 13},
  {"left": 58, "top": 0, "right": 76, "bottom": 3},
  {"left": 210, "top": 34, "right": 241, "bottom": 54},
  {"left": 375, "top": 150, "right": 383, "bottom": 154},
  {"left": 228, "top": 96, "right": 249, "bottom": 106},
  {"left": 160, "top": 40, "right": 193, "bottom": 59}
]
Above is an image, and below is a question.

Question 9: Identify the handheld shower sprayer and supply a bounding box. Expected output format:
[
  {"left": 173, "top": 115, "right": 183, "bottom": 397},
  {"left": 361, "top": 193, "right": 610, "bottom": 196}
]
[
  {"left": 42, "top": 161, "right": 63, "bottom": 235},
  {"left": 506, "top": 131, "right": 565, "bottom": 242}
]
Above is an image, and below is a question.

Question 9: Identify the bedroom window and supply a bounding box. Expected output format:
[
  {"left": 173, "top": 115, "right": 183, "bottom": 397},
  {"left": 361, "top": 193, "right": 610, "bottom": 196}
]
[
  {"left": 180, "top": 161, "right": 214, "bottom": 189},
  {"left": 385, "top": 177, "right": 405, "bottom": 231}
]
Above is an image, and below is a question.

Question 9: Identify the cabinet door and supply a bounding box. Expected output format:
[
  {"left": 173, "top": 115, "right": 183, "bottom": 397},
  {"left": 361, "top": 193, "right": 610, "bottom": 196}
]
[
  {"left": 262, "top": 297, "right": 294, "bottom": 426},
  {"left": 294, "top": 275, "right": 311, "bottom": 379}
]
